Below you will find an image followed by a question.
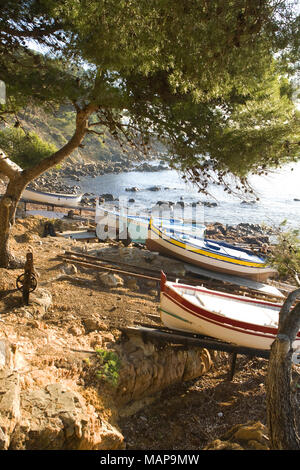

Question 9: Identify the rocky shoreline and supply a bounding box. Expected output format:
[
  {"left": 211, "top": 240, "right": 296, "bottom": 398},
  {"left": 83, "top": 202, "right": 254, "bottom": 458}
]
[{"left": 27, "top": 160, "right": 169, "bottom": 196}]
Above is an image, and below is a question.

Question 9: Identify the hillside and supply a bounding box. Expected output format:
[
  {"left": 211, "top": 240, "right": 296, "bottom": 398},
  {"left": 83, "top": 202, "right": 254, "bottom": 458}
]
[{"left": 16, "top": 105, "right": 166, "bottom": 165}]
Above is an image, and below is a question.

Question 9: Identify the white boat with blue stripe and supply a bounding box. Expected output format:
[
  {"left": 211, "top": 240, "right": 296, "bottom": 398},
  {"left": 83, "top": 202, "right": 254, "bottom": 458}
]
[{"left": 147, "top": 219, "right": 276, "bottom": 281}]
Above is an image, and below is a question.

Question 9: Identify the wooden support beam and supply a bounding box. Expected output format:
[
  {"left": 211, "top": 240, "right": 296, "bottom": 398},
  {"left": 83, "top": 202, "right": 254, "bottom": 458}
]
[
  {"left": 58, "top": 255, "right": 161, "bottom": 282},
  {"left": 120, "top": 326, "right": 271, "bottom": 359}
]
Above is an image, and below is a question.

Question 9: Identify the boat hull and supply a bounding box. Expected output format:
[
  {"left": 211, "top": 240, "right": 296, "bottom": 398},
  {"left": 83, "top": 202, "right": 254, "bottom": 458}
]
[
  {"left": 95, "top": 205, "right": 205, "bottom": 243},
  {"left": 22, "top": 189, "right": 83, "bottom": 208},
  {"left": 160, "top": 276, "right": 300, "bottom": 350},
  {"left": 147, "top": 224, "right": 276, "bottom": 282}
]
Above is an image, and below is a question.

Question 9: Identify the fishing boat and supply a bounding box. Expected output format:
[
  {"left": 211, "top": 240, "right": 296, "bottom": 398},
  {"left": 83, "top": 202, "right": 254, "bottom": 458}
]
[
  {"left": 22, "top": 188, "right": 83, "bottom": 208},
  {"left": 95, "top": 204, "right": 206, "bottom": 242},
  {"left": 146, "top": 219, "right": 276, "bottom": 282},
  {"left": 160, "top": 272, "right": 300, "bottom": 350}
]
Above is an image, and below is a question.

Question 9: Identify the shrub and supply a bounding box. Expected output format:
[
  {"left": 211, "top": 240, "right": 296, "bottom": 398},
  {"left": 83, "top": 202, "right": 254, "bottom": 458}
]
[{"left": 95, "top": 349, "right": 121, "bottom": 387}]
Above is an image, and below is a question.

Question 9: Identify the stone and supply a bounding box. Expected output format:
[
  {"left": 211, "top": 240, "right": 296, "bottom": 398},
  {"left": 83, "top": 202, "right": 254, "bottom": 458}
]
[
  {"left": 83, "top": 317, "right": 107, "bottom": 333},
  {"left": 115, "top": 338, "right": 213, "bottom": 409},
  {"left": 204, "top": 421, "right": 269, "bottom": 451},
  {"left": 0, "top": 371, "right": 20, "bottom": 450},
  {"left": 98, "top": 272, "right": 124, "bottom": 288},
  {"left": 147, "top": 186, "right": 160, "bottom": 191},
  {"left": 99, "top": 193, "right": 115, "bottom": 201},
  {"left": 125, "top": 187, "right": 139, "bottom": 192},
  {"left": 0, "top": 339, "right": 17, "bottom": 370},
  {"left": 126, "top": 278, "right": 139, "bottom": 290},
  {"left": 29, "top": 288, "right": 52, "bottom": 313},
  {"left": 61, "top": 262, "right": 78, "bottom": 275},
  {"left": 10, "top": 383, "right": 124, "bottom": 450}
]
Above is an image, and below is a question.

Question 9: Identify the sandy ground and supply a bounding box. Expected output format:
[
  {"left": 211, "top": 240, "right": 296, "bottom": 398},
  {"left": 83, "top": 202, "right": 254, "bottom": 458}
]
[{"left": 1, "top": 215, "right": 300, "bottom": 450}]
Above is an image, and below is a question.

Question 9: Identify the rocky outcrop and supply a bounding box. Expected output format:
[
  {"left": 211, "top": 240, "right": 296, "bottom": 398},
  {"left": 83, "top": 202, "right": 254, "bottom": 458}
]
[
  {"left": 0, "top": 369, "right": 20, "bottom": 450},
  {"left": 0, "top": 282, "right": 214, "bottom": 450},
  {"left": 10, "top": 383, "right": 124, "bottom": 450},
  {"left": 0, "top": 334, "right": 125, "bottom": 450},
  {"left": 114, "top": 334, "right": 213, "bottom": 416},
  {"left": 204, "top": 421, "right": 270, "bottom": 450}
]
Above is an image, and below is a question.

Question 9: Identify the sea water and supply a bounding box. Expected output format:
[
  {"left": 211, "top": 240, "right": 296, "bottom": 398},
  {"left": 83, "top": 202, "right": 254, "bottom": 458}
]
[{"left": 74, "top": 161, "right": 300, "bottom": 230}]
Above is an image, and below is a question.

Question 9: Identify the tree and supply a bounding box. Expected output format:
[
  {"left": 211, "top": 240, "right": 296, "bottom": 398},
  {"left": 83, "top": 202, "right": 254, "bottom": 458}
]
[
  {"left": 266, "top": 289, "right": 300, "bottom": 449},
  {"left": 0, "top": 0, "right": 299, "bottom": 267}
]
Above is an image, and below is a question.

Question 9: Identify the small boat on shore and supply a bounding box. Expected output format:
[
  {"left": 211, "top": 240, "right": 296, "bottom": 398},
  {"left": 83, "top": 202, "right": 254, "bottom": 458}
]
[
  {"left": 160, "top": 272, "right": 300, "bottom": 350},
  {"left": 146, "top": 219, "right": 276, "bottom": 282},
  {"left": 22, "top": 188, "right": 83, "bottom": 208},
  {"left": 95, "top": 204, "right": 206, "bottom": 242}
]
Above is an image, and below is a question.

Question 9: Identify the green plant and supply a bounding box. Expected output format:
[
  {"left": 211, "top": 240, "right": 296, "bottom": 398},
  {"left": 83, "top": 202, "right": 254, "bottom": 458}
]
[
  {"left": 268, "top": 220, "right": 300, "bottom": 285},
  {"left": 95, "top": 349, "right": 121, "bottom": 387}
]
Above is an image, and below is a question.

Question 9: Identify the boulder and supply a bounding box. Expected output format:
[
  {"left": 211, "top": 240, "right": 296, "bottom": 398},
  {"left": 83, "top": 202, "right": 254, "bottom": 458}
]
[
  {"left": 98, "top": 272, "right": 124, "bottom": 288},
  {"left": 125, "top": 187, "right": 139, "bottom": 192},
  {"left": 204, "top": 421, "right": 269, "bottom": 450},
  {"left": 0, "top": 371, "right": 20, "bottom": 450},
  {"left": 99, "top": 193, "right": 115, "bottom": 201},
  {"left": 29, "top": 288, "right": 52, "bottom": 315},
  {"left": 10, "top": 383, "right": 124, "bottom": 450},
  {"left": 115, "top": 335, "right": 212, "bottom": 412}
]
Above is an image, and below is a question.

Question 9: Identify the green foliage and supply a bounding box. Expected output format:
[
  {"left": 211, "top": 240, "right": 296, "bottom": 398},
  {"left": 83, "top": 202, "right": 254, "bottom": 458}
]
[
  {"left": 0, "top": 127, "right": 57, "bottom": 169},
  {"left": 268, "top": 222, "right": 300, "bottom": 284},
  {"left": 95, "top": 349, "right": 121, "bottom": 387}
]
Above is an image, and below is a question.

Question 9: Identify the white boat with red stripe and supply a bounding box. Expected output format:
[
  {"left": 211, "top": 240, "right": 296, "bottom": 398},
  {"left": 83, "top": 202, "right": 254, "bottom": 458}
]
[{"left": 159, "top": 272, "right": 300, "bottom": 350}]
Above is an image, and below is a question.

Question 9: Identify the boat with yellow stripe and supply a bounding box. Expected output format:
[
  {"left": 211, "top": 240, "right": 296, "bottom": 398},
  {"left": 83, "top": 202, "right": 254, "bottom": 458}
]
[{"left": 146, "top": 219, "right": 277, "bottom": 282}]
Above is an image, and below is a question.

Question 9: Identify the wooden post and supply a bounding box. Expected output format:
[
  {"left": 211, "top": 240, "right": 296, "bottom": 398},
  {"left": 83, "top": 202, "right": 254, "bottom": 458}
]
[
  {"left": 16, "top": 252, "right": 37, "bottom": 305},
  {"left": 22, "top": 252, "right": 34, "bottom": 305}
]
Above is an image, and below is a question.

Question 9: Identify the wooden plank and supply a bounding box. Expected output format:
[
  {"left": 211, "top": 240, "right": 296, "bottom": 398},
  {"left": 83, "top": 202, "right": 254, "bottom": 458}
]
[
  {"left": 58, "top": 255, "right": 161, "bottom": 282},
  {"left": 120, "top": 326, "right": 271, "bottom": 359}
]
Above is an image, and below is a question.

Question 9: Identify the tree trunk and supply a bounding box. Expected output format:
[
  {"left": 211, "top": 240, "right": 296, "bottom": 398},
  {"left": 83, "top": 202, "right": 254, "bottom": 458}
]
[
  {"left": 0, "top": 104, "right": 96, "bottom": 268},
  {"left": 266, "top": 291, "right": 300, "bottom": 449},
  {"left": 0, "top": 176, "right": 27, "bottom": 267}
]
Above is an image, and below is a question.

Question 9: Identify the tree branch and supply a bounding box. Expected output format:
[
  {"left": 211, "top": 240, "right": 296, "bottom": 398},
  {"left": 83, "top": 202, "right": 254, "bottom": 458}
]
[
  {"left": 0, "top": 150, "right": 23, "bottom": 180},
  {"left": 21, "top": 103, "right": 97, "bottom": 183}
]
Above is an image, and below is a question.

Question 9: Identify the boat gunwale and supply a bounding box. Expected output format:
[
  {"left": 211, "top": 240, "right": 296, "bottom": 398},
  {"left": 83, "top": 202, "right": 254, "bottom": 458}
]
[
  {"left": 96, "top": 206, "right": 205, "bottom": 229},
  {"left": 162, "top": 281, "right": 299, "bottom": 339},
  {"left": 23, "top": 189, "right": 83, "bottom": 199},
  {"left": 150, "top": 223, "right": 267, "bottom": 268}
]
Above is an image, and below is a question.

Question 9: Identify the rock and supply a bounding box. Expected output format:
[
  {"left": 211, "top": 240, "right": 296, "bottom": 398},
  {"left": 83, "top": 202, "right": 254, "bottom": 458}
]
[
  {"left": 68, "top": 325, "right": 85, "bottom": 336},
  {"left": 30, "top": 288, "right": 52, "bottom": 312},
  {"left": 241, "top": 200, "right": 256, "bottom": 205},
  {"left": 125, "top": 187, "right": 139, "bottom": 192},
  {"left": 0, "top": 371, "right": 20, "bottom": 450},
  {"left": 99, "top": 193, "right": 115, "bottom": 201},
  {"left": 147, "top": 186, "right": 160, "bottom": 191},
  {"left": 115, "top": 337, "right": 212, "bottom": 410},
  {"left": 203, "top": 201, "right": 218, "bottom": 207},
  {"left": 83, "top": 317, "right": 107, "bottom": 333},
  {"left": 10, "top": 383, "right": 124, "bottom": 450},
  {"left": 61, "top": 263, "right": 78, "bottom": 275},
  {"left": 98, "top": 272, "right": 124, "bottom": 288},
  {"left": 126, "top": 278, "right": 139, "bottom": 291},
  {"left": 204, "top": 421, "right": 269, "bottom": 451}
]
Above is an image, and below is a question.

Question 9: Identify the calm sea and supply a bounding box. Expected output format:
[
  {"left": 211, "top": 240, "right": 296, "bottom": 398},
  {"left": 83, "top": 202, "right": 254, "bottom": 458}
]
[{"left": 74, "top": 161, "right": 300, "bottom": 230}]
